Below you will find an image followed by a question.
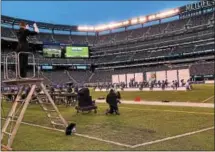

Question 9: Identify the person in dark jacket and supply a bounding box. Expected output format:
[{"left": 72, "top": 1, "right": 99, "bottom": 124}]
[
  {"left": 106, "top": 89, "right": 120, "bottom": 115},
  {"left": 16, "top": 21, "right": 39, "bottom": 78}
]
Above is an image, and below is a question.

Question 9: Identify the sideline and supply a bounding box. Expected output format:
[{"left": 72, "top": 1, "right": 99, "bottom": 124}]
[
  {"left": 98, "top": 105, "right": 214, "bottom": 115},
  {"left": 96, "top": 100, "right": 214, "bottom": 108}
]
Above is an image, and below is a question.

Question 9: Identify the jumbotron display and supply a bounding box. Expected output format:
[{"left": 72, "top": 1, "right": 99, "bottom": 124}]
[
  {"left": 66, "top": 46, "right": 89, "bottom": 58},
  {"left": 43, "top": 44, "right": 62, "bottom": 58}
]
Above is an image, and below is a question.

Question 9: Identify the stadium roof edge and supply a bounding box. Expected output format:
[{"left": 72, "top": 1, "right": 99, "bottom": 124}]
[
  {"left": 1, "top": 15, "right": 78, "bottom": 31},
  {"left": 1, "top": 0, "right": 214, "bottom": 32}
]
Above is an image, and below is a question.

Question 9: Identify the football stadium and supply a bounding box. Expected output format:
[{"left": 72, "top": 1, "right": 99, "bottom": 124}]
[{"left": 1, "top": 0, "right": 215, "bottom": 151}]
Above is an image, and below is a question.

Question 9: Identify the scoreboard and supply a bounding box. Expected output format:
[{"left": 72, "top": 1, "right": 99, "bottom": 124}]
[{"left": 42, "top": 42, "right": 90, "bottom": 59}]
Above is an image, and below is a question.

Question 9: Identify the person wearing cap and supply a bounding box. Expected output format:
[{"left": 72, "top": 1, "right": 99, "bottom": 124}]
[{"left": 16, "top": 21, "right": 39, "bottom": 78}]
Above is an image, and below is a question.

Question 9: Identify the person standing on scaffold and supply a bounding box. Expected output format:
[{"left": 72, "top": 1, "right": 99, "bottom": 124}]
[{"left": 16, "top": 21, "right": 39, "bottom": 78}]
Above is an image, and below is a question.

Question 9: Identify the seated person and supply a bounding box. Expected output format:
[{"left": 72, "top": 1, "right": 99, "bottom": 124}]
[
  {"left": 59, "top": 87, "right": 63, "bottom": 93},
  {"left": 67, "top": 85, "right": 73, "bottom": 93},
  {"left": 50, "top": 86, "right": 55, "bottom": 100},
  {"left": 78, "top": 88, "right": 93, "bottom": 106},
  {"left": 21, "top": 87, "right": 31, "bottom": 100},
  {"left": 74, "top": 86, "right": 79, "bottom": 93},
  {"left": 75, "top": 88, "right": 97, "bottom": 113},
  {"left": 106, "top": 89, "right": 120, "bottom": 115},
  {"left": 66, "top": 85, "right": 73, "bottom": 106},
  {"left": 57, "top": 87, "right": 65, "bottom": 104},
  {"left": 8, "top": 89, "right": 15, "bottom": 101}
]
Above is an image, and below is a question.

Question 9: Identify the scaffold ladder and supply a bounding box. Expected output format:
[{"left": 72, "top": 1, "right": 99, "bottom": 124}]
[{"left": 1, "top": 82, "right": 68, "bottom": 151}]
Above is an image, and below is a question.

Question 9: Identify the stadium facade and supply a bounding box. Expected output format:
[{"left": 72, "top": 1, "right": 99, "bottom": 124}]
[{"left": 1, "top": 1, "right": 214, "bottom": 86}]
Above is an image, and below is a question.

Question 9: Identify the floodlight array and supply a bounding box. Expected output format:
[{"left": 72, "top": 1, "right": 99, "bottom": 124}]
[{"left": 78, "top": 8, "right": 179, "bottom": 32}]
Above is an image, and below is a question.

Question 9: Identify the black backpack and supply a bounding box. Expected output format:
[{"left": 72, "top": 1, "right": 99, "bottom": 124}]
[{"left": 65, "top": 123, "right": 76, "bottom": 135}]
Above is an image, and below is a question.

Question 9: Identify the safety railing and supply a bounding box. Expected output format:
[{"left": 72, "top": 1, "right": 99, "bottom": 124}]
[{"left": 4, "top": 52, "right": 37, "bottom": 80}]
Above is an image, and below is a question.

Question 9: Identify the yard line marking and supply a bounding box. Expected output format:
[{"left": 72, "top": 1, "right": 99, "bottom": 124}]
[
  {"left": 74, "top": 133, "right": 132, "bottom": 148},
  {"left": 202, "top": 95, "right": 214, "bottom": 103},
  {"left": 1, "top": 118, "right": 132, "bottom": 148},
  {"left": 99, "top": 106, "right": 214, "bottom": 115},
  {"left": 131, "top": 126, "right": 214, "bottom": 148},
  {"left": 1, "top": 118, "right": 214, "bottom": 149}
]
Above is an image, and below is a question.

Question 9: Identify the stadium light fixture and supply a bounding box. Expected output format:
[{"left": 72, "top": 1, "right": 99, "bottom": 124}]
[
  {"left": 122, "top": 20, "right": 129, "bottom": 26},
  {"left": 77, "top": 8, "right": 180, "bottom": 32},
  {"left": 139, "top": 17, "right": 146, "bottom": 23},
  {"left": 78, "top": 26, "right": 95, "bottom": 31},
  {"left": 156, "top": 9, "right": 179, "bottom": 18},
  {"left": 108, "top": 23, "right": 115, "bottom": 28},
  {"left": 95, "top": 24, "right": 108, "bottom": 31},
  {"left": 131, "top": 18, "right": 138, "bottom": 24},
  {"left": 78, "top": 26, "right": 88, "bottom": 31},
  {"left": 88, "top": 26, "right": 95, "bottom": 31},
  {"left": 148, "top": 15, "right": 156, "bottom": 20},
  {"left": 108, "top": 22, "right": 122, "bottom": 29}
]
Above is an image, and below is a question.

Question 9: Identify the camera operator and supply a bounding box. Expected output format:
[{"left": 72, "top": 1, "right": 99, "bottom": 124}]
[{"left": 106, "top": 89, "right": 120, "bottom": 115}]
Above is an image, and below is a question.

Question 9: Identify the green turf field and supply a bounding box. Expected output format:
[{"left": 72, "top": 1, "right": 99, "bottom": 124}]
[
  {"left": 90, "top": 84, "right": 214, "bottom": 103},
  {"left": 1, "top": 84, "right": 214, "bottom": 151},
  {"left": 1, "top": 102, "right": 214, "bottom": 151}
]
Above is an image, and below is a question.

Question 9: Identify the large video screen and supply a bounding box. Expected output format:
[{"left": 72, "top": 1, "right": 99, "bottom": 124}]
[
  {"left": 65, "top": 46, "right": 89, "bottom": 58},
  {"left": 43, "top": 44, "right": 62, "bottom": 58}
]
